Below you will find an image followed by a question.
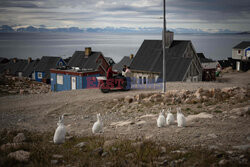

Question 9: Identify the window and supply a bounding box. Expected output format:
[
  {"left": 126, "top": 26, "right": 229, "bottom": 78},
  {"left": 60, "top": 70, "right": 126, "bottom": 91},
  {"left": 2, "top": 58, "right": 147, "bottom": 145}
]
[
  {"left": 143, "top": 77, "right": 147, "bottom": 84},
  {"left": 58, "top": 62, "right": 63, "bottom": 67},
  {"left": 37, "top": 72, "right": 43, "bottom": 79},
  {"left": 57, "top": 75, "right": 63, "bottom": 85},
  {"left": 139, "top": 76, "right": 142, "bottom": 84},
  {"left": 237, "top": 50, "right": 241, "bottom": 55}
]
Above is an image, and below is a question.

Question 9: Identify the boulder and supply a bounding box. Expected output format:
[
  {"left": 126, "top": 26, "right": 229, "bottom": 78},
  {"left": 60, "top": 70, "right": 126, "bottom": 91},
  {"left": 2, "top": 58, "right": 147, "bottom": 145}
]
[
  {"left": 8, "top": 150, "right": 30, "bottom": 162},
  {"left": 1, "top": 143, "right": 24, "bottom": 151},
  {"left": 13, "top": 133, "right": 26, "bottom": 143},
  {"left": 103, "top": 140, "right": 117, "bottom": 150},
  {"left": 124, "top": 96, "right": 133, "bottom": 103}
]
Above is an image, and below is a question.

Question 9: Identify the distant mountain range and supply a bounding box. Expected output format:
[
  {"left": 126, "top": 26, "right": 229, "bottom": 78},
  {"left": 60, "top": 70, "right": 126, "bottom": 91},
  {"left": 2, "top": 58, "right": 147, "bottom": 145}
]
[{"left": 0, "top": 25, "right": 245, "bottom": 34}]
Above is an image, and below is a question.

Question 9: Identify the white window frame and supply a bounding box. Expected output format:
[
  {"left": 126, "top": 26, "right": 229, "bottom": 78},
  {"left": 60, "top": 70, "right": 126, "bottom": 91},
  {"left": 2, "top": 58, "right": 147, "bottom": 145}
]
[
  {"left": 37, "top": 72, "right": 43, "bottom": 79},
  {"left": 57, "top": 75, "right": 63, "bottom": 85}
]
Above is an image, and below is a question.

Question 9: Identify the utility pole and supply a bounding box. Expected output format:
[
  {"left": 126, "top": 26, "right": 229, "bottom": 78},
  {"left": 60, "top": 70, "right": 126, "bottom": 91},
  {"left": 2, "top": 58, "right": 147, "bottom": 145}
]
[{"left": 162, "top": 0, "right": 166, "bottom": 93}]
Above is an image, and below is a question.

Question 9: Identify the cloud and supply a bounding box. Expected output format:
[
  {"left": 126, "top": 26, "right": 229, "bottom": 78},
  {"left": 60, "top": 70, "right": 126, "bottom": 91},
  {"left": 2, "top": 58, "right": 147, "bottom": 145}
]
[{"left": 0, "top": 0, "right": 249, "bottom": 31}]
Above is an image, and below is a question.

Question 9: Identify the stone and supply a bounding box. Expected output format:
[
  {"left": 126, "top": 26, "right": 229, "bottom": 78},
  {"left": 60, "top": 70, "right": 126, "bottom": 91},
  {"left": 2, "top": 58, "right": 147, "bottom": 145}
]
[
  {"left": 66, "top": 136, "right": 74, "bottom": 140},
  {"left": 194, "top": 88, "right": 203, "bottom": 99},
  {"left": 171, "top": 150, "right": 187, "bottom": 154},
  {"left": 160, "top": 146, "right": 167, "bottom": 154},
  {"left": 232, "top": 144, "right": 250, "bottom": 151},
  {"left": 247, "top": 136, "right": 250, "bottom": 141},
  {"left": 113, "top": 99, "right": 119, "bottom": 103},
  {"left": 101, "top": 152, "right": 108, "bottom": 157},
  {"left": 125, "top": 153, "right": 134, "bottom": 159},
  {"left": 52, "top": 154, "right": 63, "bottom": 159},
  {"left": 135, "top": 94, "right": 144, "bottom": 101},
  {"left": 75, "top": 142, "right": 88, "bottom": 148},
  {"left": 8, "top": 150, "right": 30, "bottom": 162},
  {"left": 124, "top": 96, "right": 133, "bottom": 103},
  {"left": 51, "top": 160, "right": 58, "bottom": 164},
  {"left": 131, "top": 142, "right": 144, "bottom": 149},
  {"left": 1, "top": 143, "right": 24, "bottom": 151},
  {"left": 218, "top": 159, "right": 229, "bottom": 166},
  {"left": 93, "top": 147, "right": 103, "bottom": 156},
  {"left": 13, "top": 133, "right": 26, "bottom": 143},
  {"left": 208, "top": 133, "right": 218, "bottom": 139},
  {"left": 103, "top": 140, "right": 117, "bottom": 150},
  {"left": 229, "top": 106, "right": 249, "bottom": 116},
  {"left": 160, "top": 160, "right": 169, "bottom": 166},
  {"left": 209, "top": 145, "right": 219, "bottom": 150}
]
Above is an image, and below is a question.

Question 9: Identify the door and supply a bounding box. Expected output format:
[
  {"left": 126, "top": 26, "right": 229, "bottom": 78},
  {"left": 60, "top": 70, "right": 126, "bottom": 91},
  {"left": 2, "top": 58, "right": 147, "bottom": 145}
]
[
  {"left": 71, "top": 77, "right": 76, "bottom": 90},
  {"left": 236, "top": 61, "right": 240, "bottom": 71}
]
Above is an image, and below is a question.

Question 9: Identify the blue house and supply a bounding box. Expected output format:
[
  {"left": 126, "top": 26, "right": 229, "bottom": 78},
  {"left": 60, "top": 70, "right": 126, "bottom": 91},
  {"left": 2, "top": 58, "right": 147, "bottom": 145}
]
[
  {"left": 50, "top": 68, "right": 100, "bottom": 92},
  {"left": 34, "top": 56, "right": 66, "bottom": 83}
]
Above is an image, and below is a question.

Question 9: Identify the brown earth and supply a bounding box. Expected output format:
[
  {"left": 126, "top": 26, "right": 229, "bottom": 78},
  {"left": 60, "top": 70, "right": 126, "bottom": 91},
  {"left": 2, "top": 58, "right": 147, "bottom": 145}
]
[{"left": 0, "top": 71, "right": 250, "bottom": 152}]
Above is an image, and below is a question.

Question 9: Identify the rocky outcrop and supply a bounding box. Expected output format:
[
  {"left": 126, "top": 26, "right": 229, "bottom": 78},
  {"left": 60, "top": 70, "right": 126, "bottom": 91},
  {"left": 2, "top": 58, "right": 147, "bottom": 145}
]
[{"left": 0, "top": 75, "right": 50, "bottom": 96}]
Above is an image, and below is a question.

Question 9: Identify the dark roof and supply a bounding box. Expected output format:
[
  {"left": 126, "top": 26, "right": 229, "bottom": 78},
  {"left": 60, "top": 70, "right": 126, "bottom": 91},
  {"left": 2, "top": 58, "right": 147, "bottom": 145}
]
[
  {"left": 34, "top": 56, "right": 62, "bottom": 78},
  {"left": 4, "top": 59, "right": 28, "bottom": 75},
  {"left": 23, "top": 60, "right": 40, "bottom": 77},
  {"left": 113, "top": 56, "right": 133, "bottom": 72},
  {"left": 233, "top": 41, "right": 250, "bottom": 49},
  {"left": 197, "top": 53, "right": 215, "bottom": 63},
  {"left": 130, "top": 40, "right": 193, "bottom": 81},
  {"left": 68, "top": 51, "right": 102, "bottom": 70},
  {"left": 197, "top": 53, "right": 205, "bottom": 59},
  {"left": 105, "top": 57, "right": 115, "bottom": 65}
]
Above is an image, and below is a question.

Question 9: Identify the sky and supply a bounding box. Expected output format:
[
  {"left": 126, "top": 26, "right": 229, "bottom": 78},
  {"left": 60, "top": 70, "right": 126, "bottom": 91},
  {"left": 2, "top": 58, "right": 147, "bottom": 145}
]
[{"left": 0, "top": 0, "right": 250, "bottom": 32}]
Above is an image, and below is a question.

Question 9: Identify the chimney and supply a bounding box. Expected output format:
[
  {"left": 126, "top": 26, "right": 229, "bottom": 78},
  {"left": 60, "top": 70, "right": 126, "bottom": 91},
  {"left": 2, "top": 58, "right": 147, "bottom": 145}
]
[
  {"left": 13, "top": 58, "right": 17, "bottom": 63},
  {"left": 165, "top": 31, "right": 174, "bottom": 48},
  {"left": 28, "top": 57, "right": 32, "bottom": 63},
  {"left": 130, "top": 54, "right": 134, "bottom": 59},
  {"left": 85, "top": 47, "right": 92, "bottom": 58}
]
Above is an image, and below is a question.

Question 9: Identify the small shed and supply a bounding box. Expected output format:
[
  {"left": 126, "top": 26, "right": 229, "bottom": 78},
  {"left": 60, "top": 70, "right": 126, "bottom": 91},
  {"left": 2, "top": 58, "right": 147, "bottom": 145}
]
[{"left": 50, "top": 68, "right": 100, "bottom": 92}]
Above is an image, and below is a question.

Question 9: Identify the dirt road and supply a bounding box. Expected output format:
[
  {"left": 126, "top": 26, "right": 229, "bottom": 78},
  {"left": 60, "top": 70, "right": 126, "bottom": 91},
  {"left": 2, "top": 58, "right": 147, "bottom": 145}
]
[{"left": 0, "top": 72, "right": 250, "bottom": 151}]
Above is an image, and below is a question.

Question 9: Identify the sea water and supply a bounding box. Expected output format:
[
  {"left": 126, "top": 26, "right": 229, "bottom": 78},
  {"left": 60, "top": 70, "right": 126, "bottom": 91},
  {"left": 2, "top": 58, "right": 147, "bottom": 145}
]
[{"left": 0, "top": 32, "right": 249, "bottom": 62}]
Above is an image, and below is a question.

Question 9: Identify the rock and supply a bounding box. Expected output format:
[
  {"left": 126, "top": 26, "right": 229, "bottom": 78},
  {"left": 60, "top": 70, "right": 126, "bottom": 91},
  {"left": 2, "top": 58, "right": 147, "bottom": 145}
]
[
  {"left": 232, "top": 144, "right": 250, "bottom": 151},
  {"left": 247, "top": 136, "right": 250, "bottom": 141},
  {"left": 111, "top": 147, "right": 118, "bottom": 152},
  {"left": 124, "top": 96, "right": 133, "bottom": 103},
  {"left": 160, "top": 146, "right": 167, "bottom": 154},
  {"left": 160, "top": 159, "right": 168, "bottom": 166},
  {"left": 101, "top": 152, "right": 108, "bottom": 157},
  {"left": 51, "top": 160, "right": 58, "bottom": 164},
  {"left": 113, "top": 99, "right": 119, "bottom": 103},
  {"left": 131, "top": 142, "right": 144, "bottom": 149},
  {"left": 13, "top": 133, "right": 26, "bottom": 143},
  {"left": 93, "top": 147, "right": 103, "bottom": 156},
  {"left": 66, "top": 136, "right": 74, "bottom": 140},
  {"left": 171, "top": 150, "right": 187, "bottom": 154},
  {"left": 218, "top": 159, "right": 229, "bottom": 166},
  {"left": 75, "top": 142, "right": 88, "bottom": 148},
  {"left": 103, "top": 140, "right": 117, "bottom": 150},
  {"left": 125, "top": 153, "right": 134, "bottom": 159},
  {"left": 194, "top": 88, "right": 203, "bottom": 99},
  {"left": 229, "top": 106, "right": 249, "bottom": 116},
  {"left": 135, "top": 94, "right": 144, "bottom": 101},
  {"left": 208, "top": 133, "right": 218, "bottom": 139},
  {"left": 209, "top": 145, "right": 219, "bottom": 150},
  {"left": 1, "top": 143, "right": 24, "bottom": 151},
  {"left": 8, "top": 150, "right": 30, "bottom": 162},
  {"left": 52, "top": 154, "right": 63, "bottom": 159}
]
